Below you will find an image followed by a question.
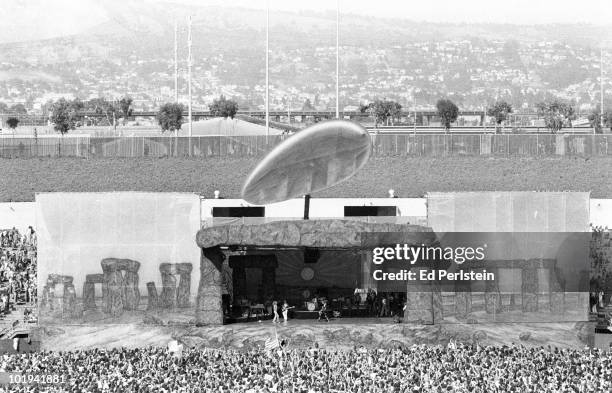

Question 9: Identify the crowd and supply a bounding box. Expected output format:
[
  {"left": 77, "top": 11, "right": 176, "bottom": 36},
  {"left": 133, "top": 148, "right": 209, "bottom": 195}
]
[
  {"left": 1, "top": 342, "right": 611, "bottom": 392},
  {"left": 0, "top": 227, "right": 37, "bottom": 321}
]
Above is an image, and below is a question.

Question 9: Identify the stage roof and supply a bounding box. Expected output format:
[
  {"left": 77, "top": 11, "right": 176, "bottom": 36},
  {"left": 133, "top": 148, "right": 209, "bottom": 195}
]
[{"left": 196, "top": 219, "right": 435, "bottom": 249}]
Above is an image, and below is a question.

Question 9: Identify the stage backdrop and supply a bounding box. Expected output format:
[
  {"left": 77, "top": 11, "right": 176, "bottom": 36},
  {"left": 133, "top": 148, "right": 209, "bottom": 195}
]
[{"left": 36, "top": 192, "right": 201, "bottom": 309}]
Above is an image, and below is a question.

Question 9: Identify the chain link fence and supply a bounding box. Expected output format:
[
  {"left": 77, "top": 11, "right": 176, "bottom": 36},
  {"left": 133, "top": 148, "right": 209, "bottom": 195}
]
[{"left": 0, "top": 134, "right": 610, "bottom": 158}]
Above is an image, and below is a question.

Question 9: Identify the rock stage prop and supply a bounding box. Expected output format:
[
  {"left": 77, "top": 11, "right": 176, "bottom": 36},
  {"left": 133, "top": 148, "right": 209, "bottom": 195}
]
[
  {"left": 159, "top": 263, "right": 193, "bottom": 309},
  {"left": 41, "top": 274, "right": 78, "bottom": 318}
]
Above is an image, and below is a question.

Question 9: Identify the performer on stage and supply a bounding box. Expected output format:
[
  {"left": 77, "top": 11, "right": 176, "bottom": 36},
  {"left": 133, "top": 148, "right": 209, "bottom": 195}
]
[
  {"left": 318, "top": 300, "right": 330, "bottom": 322},
  {"left": 282, "top": 300, "right": 290, "bottom": 323},
  {"left": 272, "top": 300, "right": 280, "bottom": 323}
]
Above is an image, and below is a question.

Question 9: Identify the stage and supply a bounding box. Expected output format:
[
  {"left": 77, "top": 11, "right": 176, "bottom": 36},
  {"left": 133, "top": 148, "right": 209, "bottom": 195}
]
[
  {"left": 292, "top": 308, "right": 372, "bottom": 319},
  {"left": 36, "top": 319, "right": 595, "bottom": 352}
]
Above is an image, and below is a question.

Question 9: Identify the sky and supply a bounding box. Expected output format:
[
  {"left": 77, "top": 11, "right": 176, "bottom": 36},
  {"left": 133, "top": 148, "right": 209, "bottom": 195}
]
[{"left": 173, "top": 0, "right": 612, "bottom": 26}]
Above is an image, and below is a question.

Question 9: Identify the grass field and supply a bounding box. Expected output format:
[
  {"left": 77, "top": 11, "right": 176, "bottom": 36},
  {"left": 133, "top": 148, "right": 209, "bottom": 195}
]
[{"left": 2, "top": 156, "right": 612, "bottom": 202}]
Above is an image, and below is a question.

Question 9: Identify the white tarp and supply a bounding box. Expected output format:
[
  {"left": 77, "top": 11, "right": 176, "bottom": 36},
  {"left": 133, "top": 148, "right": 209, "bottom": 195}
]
[
  {"left": 36, "top": 192, "right": 201, "bottom": 299},
  {"left": 427, "top": 192, "right": 590, "bottom": 232}
]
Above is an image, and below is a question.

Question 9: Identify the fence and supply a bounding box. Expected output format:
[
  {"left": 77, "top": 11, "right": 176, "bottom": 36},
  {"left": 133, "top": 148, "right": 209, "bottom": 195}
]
[{"left": 0, "top": 134, "right": 610, "bottom": 158}]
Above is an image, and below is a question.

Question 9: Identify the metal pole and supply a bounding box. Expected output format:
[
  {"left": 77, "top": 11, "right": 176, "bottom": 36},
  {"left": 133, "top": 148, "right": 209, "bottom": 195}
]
[
  {"left": 188, "top": 15, "right": 193, "bottom": 138},
  {"left": 303, "top": 194, "right": 311, "bottom": 220},
  {"left": 174, "top": 21, "right": 178, "bottom": 103},
  {"left": 336, "top": 0, "right": 340, "bottom": 119},
  {"left": 601, "top": 47, "right": 605, "bottom": 130},
  {"left": 483, "top": 107, "right": 487, "bottom": 133},
  {"left": 265, "top": 1, "right": 270, "bottom": 143},
  {"left": 413, "top": 95, "right": 416, "bottom": 136}
]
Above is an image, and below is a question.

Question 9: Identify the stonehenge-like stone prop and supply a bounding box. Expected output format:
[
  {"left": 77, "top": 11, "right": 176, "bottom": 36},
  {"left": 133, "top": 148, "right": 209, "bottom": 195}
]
[
  {"left": 146, "top": 282, "right": 159, "bottom": 310},
  {"left": 196, "top": 220, "right": 436, "bottom": 249},
  {"left": 176, "top": 264, "right": 193, "bottom": 308},
  {"left": 485, "top": 268, "right": 502, "bottom": 314},
  {"left": 41, "top": 274, "right": 75, "bottom": 316},
  {"left": 83, "top": 282, "right": 95, "bottom": 310},
  {"left": 101, "top": 258, "right": 141, "bottom": 316},
  {"left": 40, "top": 277, "right": 55, "bottom": 310},
  {"left": 521, "top": 267, "right": 538, "bottom": 312},
  {"left": 405, "top": 268, "right": 438, "bottom": 325},
  {"left": 454, "top": 282, "right": 472, "bottom": 319},
  {"left": 120, "top": 260, "right": 141, "bottom": 311},
  {"left": 196, "top": 247, "right": 225, "bottom": 325},
  {"left": 63, "top": 284, "right": 77, "bottom": 316},
  {"left": 549, "top": 267, "right": 565, "bottom": 314},
  {"left": 160, "top": 270, "right": 177, "bottom": 308},
  {"left": 159, "top": 263, "right": 193, "bottom": 308},
  {"left": 82, "top": 274, "right": 106, "bottom": 310}
]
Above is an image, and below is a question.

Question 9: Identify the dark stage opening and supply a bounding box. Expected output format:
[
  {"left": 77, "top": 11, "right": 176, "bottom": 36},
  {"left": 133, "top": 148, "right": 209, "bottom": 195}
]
[{"left": 224, "top": 248, "right": 406, "bottom": 323}]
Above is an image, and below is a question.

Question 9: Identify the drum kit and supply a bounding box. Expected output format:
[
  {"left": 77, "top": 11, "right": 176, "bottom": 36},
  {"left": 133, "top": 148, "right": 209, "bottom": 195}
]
[{"left": 305, "top": 297, "right": 330, "bottom": 312}]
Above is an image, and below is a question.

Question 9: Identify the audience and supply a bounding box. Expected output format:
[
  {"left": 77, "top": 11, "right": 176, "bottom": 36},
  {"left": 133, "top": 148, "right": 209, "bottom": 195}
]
[
  {"left": 0, "top": 227, "right": 37, "bottom": 323},
  {"left": 0, "top": 342, "right": 611, "bottom": 392},
  {"left": 0, "top": 226, "right": 609, "bottom": 392}
]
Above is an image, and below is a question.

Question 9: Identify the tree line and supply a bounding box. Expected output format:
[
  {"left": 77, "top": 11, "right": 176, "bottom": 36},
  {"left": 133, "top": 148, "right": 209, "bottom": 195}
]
[
  {"left": 29, "top": 95, "right": 239, "bottom": 135},
  {"left": 5, "top": 94, "right": 612, "bottom": 135},
  {"left": 156, "top": 95, "right": 239, "bottom": 134},
  {"left": 359, "top": 98, "right": 612, "bottom": 134}
]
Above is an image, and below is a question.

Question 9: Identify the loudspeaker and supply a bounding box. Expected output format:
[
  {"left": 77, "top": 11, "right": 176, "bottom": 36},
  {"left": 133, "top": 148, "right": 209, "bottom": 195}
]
[
  {"left": 344, "top": 206, "right": 397, "bottom": 217},
  {"left": 212, "top": 206, "right": 265, "bottom": 217}
]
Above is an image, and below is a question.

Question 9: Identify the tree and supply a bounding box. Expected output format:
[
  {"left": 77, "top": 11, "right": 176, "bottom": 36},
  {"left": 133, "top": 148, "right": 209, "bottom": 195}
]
[
  {"left": 388, "top": 101, "right": 402, "bottom": 124},
  {"left": 119, "top": 96, "right": 133, "bottom": 125},
  {"left": 487, "top": 101, "right": 513, "bottom": 132},
  {"left": 604, "top": 111, "right": 612, "bottom": 133},
  {"left": 6, "top": 117, "right": 19, "bottom": 131},
  {"left": 436, "top": 98, "right": 459, "bottom": 131},
  {"left": 360, "top": 99, "right": 402, "bottom": 127},
  {"left": 588, "top": 105, "right": 603, "bottom": 133},
  {"left": 157, "top": 103, "right": 184, "bottom": 133},
  {"left": 209, "top": 95, "right": 239, "bottom": 119},
  {"left": 536, "top": 100, "right": 575, "bottom": 133},
  {"left": 50, "top": 98, "right": 81, "bottom": 135},
  {"left": 87, "top": 98, "right": 118, "bottom": 128},
  {"left": 588, "top": 105, "right": 612, "bottom": 133},
  {"left": 302, "top": 98, "right": 315, "bottom": 111},
  {"left": 9, "top": 104, "right": 27, "bottom": 114}
]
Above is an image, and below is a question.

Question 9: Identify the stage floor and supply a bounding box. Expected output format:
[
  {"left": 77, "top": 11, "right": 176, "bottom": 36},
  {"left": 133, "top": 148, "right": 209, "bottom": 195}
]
[{"left": 36, "top": 319, "right": 595, "bottom": 352}]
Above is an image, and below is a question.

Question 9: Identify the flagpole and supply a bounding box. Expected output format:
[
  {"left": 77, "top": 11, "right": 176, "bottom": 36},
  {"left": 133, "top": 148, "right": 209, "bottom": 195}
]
[
  {"left": 335, "top": 0, "right": 340, "bottom": 119},
  {"left": 174, "top": 20, "right": 178, "bottom": 103},
  {"left": 413, "top": 94, "right": 416, "bottom": 136},
  {"left": 187, "top": 15, "right": 193, "bottom": 138},
  {"left": 265, "top": 0, "right": 270, "bottom": 143},
  {"left": 601, "top": 47, "right": 605, "bottom": 130}
]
